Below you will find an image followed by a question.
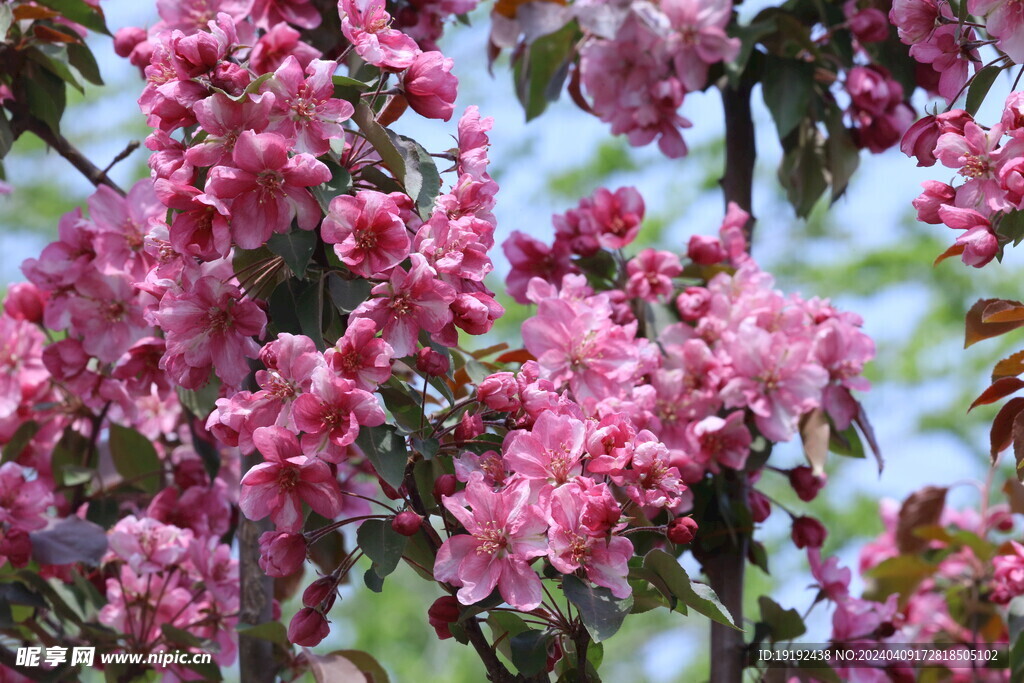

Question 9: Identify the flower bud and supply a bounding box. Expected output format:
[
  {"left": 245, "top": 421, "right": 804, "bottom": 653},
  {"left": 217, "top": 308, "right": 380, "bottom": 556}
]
[
  {"left": 478, "top": 372, "right": 519, "bottom": 412},
  {"left": 455, "top": 411, "right": 483, "bottom": 442},
  {"left": 749, "top": 490, "right": 772, "bottom": 523},
  {"left": 666, "top": 516, "right": 698, "bottom": 545},
  {"left": 788, "top": 466, "right": 826, "bottom": 502},
  {"left": 416, "top": 347, "right": 450, "bottom": 377},
  {"left": 113, "top": 26, "right": 147, "bottom": 58},
  {"left": 288, "top": 607, "right": 330, "bottom": 646},
  {"left": 848, "top": 7, "right": 889, "bottom": 43},
  {"left": 302, "top": 577, "right": 338, "bottom": 609},
  {"left": 433, "top": 473, "right": 457, "bottom": 500},
  {"left": 3, "top": 283, "right": 47, "bottom": 323},
  {"left": 0, "top": 528, "right": 31, "bottom": 568},
  {"left": 687, "top": 234, "right": 726, "bottom": 265},
  {"left": 676, "top": 286, "right": 711, "bottom": 321},
  {"left": 258, "top": 531, "right": 306, "bottom": 577},
  {"left": 392, "top": 511, "right": 422, "bottom": 536},
  {"left": 791, "top": 516, "right": 827, "bottom": 549},
  {"left": 427, "top": 596, "right": 461, "bottom": 639},
  {"left": 403, "top": 51, "right": 458, "bottom": 121}
]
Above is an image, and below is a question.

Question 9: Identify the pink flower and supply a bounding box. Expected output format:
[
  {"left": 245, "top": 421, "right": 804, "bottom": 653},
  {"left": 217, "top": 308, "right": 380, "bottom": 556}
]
[
  {"left": 188, "top": 92, "right": 275, "bottom": 168},
  {"left": 320, "top": 191, "right": 411, "bottom": 277},
  {"left": 3, "top": 283, "right": 47, "bottom": 323},
  {"left": 937, "top": 205, "right": 998, "bottom": 267},
  {"left": 912, "top": 180, "right": 955, "bottom": 223},
  {"left": 153, "top": 274, "right": 267, "bottom": 389},
  {"left": 792, "top": 516, "right": 827, "bottom": 549},
  {"left": 808, "top": 548, "right": 851, "bottom": 601},
  {"left": 719, "top": 323, "right": 829, "bottom": 442},
  {"left": 502, "top": 231, "right": 575, "bottom": 304},
  {"left": 204, "top": 130, "right": 330, "bottom": 249},
  {"left": 0, "top": 463, "right": 53, "bottom": 532},
  {"left": 625, "top": 248, "right": 682, "bottom": 302},
  {"left": 403, "top": 51, "right": 458, "bottom": 121},
  {"left": 585, "top": 186, "right": 645, "bottom": 250},
  {"left": 909, "top": 25, "right": 980, "bottom": 103},
  {"left": 686, "top": 412, "right": 751, "bottom": 471},
  {"left": 292, "top": 366, "right": 385, "bottom": 454},
  {"left": 324, "top": 317, "right": 394, "bottom": 390},
  {"left": 503, "top": 412, "right": 587, "bottom": 489},
  {"left": 661, "top": 0, "right": 741, "bottom": 91},
  {"left": 992, "top": 541, "right": 1024, "bottom": 603},
  {"left": 971, "top": 0, "right": 1024, "bottom": 62},
  {"left": 434, "top": 475, "right": 548, "bottom": 609},
  {"left": 545, "top": 483, "right": 633, "bottom": 599},
  {"left": 890, "top": 0, "right": 940, "bottom": 44},
  {"left": 107, "top": 516, "right": 193, "bottom": 574},
  {"left": 266, "top": 57, "right": 354, "bottom": 156},
  {"left": 252, "top": 0, "right": 321, "bottom": 30},
  {"left": 239, "top": 426, "right": 345, "bottom": 531},
  {"left": 288, "top": 607, "right": 330, "bottom": 645},
  {"left": 66, "top": 271, "right": 150, "bottom": 363},
  {"left": 620, "top": 431, "right": 685, "bottom": 509},
  {"left": 339, "top": 0, "right": 420, "bottom": 70},
  {"left": 350, "top": 253, "right": 457, "bottom": 357},
  {"left": 250, "top": 22, "right": 322, "bottom": 74}
]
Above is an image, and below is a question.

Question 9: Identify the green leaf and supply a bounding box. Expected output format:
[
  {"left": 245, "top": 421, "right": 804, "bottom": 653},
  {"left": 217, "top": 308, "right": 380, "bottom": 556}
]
[
  {"left": 863, "top": 554, "right": 936, "bottom": 606},
  {"left": 236, "top": 621, "right": 290, "bottom": 649},
  {"left": 561, "top": 575, "right": 632, "bottom": 642},
  {"left": 379, "top": 379, "right": 424, "bottom": 432},
  {"left": 333, "top": 650, "right": 391, "bottom": 683},
  {"left": 355, "top": 425, "right": 408, "bottom": 489},
  {"left": 758, "top": 596, "right": 805, "bottom": 643},
  {"left": 762, "top": 58, "right": 815, "bottom": 138},
  {"left": 332, "top": 74, "right": 372, "bottom": 104},
  {"left": 363, "top": 567, "right": 385, "bottom": 592},
  {"left": 998, "top": 210, "right": 1024, "bottom": 247},
  {"left": 327, "top": 272, "right": 372, "bottom": 313},
  {"left": 108, "top": 424, "right": 162, "bottom": 493},
  {"left": 385, "top": 132, "right": 441, "bottom": 217},
  {"left": 778, "top": 119, "right": 828, "bottom": 218},
  {"left": 829, "top": 422, "right": 865, "bottom": 458},
  {"left": 52, "top": 427, "right": 89, "bottom": 487},
  {"left": 352, "top": 101, "right": 406, "bottom": 181},
  {"left": 161, "top": 623, "right": 204, "bottom": 649},
  {"left": 30, "top": 516, "right": 107, "bottom": 565},
  {"left": 176, "top": 376, "right": 221, "bottom": 418},
  {"left": 66, "top": 43, "right": 102, "bottom": 85},
  {"left": 24, "top": 64, "right": 66, "bottom": 134},
  {"left": 0, "top": 108, "right": 13, "bottom": 160},
  {"left": 2, "top": 421, "right": 38, "bottom": 463},
  {"left": 1009, "top": 595, "right": 1024, "bottom": 680},
  {"left": 267, "top": 229, "right": 317, "bottom": 279},
  {"left": 643, "top": 549, "right": 739, "bottom": 629},
  {"left": 726, "top": 18, "right": 776, "bottom": 84},
  {"left": 0, "top": 3, "right": 13, "bottom": 37},
  {"left": 966, "top": 64, "right": 1003, "bottom": 116},
  {"left": 34, "top": 0, "right": 110, "bottom": 35},
  {"left": 510, "top": 629, "right": 552, "bottom": 676},
  {"left": 824, "top": 107, "right": 859, "bottom": 202},
  {"left": 356, "top": 518, "right": 408, "bottom": 579},
  {"left": 513, "top": 20, "right": 579, "bottom": 121},
  {"left": 26, "top": 46, "right": 83, "bottom": 94}
]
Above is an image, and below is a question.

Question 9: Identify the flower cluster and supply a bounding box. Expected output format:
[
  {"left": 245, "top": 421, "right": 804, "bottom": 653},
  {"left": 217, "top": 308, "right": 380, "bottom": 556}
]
[{"left": 903, "top": 97, "right": 1024, "bottom": 267}]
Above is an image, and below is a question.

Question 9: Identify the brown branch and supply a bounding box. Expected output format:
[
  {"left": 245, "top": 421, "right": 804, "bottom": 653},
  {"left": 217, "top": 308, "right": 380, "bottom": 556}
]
[
  {"left": 12, "top": 110, "right": 125, "bottom": 196},
  {"left": 719, "top": 76, "right": 757, "bottom": 245},
  {"left": 238, "top": 451, "right": 276, "bottom": 683}
]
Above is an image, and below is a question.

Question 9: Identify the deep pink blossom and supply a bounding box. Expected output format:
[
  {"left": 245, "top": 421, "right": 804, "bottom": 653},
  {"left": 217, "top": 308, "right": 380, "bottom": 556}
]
[
  {"left": 266, "top": 57, "right": 354, "bottom": 156},
  {"left": 626, "top": 248, "right": 681, "bottom": 301},
  {"left": 503, "top": 412, "right": 587, "bottom": 489},
  {"left": 204, "top": 130, "right": 330, "bottom": 249},
  {"left": 324, "top": 318, "right": 394, "bottom": 389},
  {"left": 188, "top": 92, "right": 275, "bottom": 168},
  {"left": 937, "top": 205, "right": 998, "bottom": 267},
  {"left": 403, "top": 51, "right": 458, "bottom": 121},
  {"left": 239, "top": 426, "right": 345, "bottom": 532},
  {"left": 339, "top": 0, "right": 420, "bottom": 70},
  {"left": 434, "top": 475, "right": 548, "bottom": 609},
  {"left": 661, "top": 0, "right": 740, "bottom": 91},
  {"left": 350, "top": 253, "right": 457, "bottom": 357},
  {"left": 321, "top": 191, "right": 410, "bottom": 277},
  {"left": 292, "top": 367, "right": 386, "bottom": 453}
]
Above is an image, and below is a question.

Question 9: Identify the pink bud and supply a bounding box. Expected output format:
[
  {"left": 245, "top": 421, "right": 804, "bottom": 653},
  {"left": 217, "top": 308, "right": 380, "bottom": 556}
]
[
  {"left": 288, "top": 607, "right": 330, "bottom": 646},
  {"left": 848, "top": 8, "right": 889, "bottom": 43},
  {"left": 415, "top": 347, "right": 450, "bottom": 377},
  {"left": 173, "top": 458, "right": 210, "bottom": 490},
  {"left": 392, "top": 511, "right": 422, "bottom": 536},
  {"left": 427, "top": 596, "right": 460, "bottom": 639},
  {"left": 912, "top": 181, "right": 955, "bottom": 224},
  {"left": 258, "top": 531, "right": 307, "bottom": 578},
  {"left": 788, "top": 466, "right": 826, "bottom": 502},
  {"left": 900, "top": 115, "right": 940, "bottom": 167},
  {"left": 455, "top": 411, "right": 483, "bottom": 442},
  {"left": 113, "top": 26, "right": 147, "bottom": 58},
  {"left": 687, "top": 234, "right": 727, "bottom": 265},
  {"left": 675, "top": 286, "right": 711, "bottom": 321},
  {"left": 403, "top": 51, "right": 458, "bottom": 122},
  {"left": 302, "top": 577, "right": 338, "bottom": 609},
  {"left": 3, "top": 283, "right": 47, "bottom": 323},
  {"left": 0, "top": 528, "right": 31, "bottom": 568},
  {"left": 791, "top": 516, "right": 827, "bottom": 549},
  {"left": 749, "top": 490, "right": 772, "bottom": 523},
  {"left": 433, "top": 474, "right": 457, "bottom": 500},
  {"left": 478, "top": 372, "right": 519, "bottom": 412},
  {"left": 666, "top": 516, "right": 698, "bottom": 545}
]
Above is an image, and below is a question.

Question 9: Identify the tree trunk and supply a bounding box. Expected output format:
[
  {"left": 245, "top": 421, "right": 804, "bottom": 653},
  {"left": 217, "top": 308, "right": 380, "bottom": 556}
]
[{"left": 238, "top": 452, "right": 276, "bottom": 683}]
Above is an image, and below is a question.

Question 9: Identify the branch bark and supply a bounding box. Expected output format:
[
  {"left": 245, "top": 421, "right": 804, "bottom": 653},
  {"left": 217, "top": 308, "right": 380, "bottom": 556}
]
[
  {"left": 705, "top": 78, "right": 758, "bottom": 683},
  {"left": 238, "top": 452, "right": 276, "bottom": 683}
]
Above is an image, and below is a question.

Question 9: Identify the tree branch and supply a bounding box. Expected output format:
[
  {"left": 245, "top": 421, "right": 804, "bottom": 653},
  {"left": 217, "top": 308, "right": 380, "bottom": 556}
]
[
  {"left": 12, "top": 110, "right": 125, "bottom": 196},
  {"left": 719, "top": 77, "right": 757, "bottom": 244}
]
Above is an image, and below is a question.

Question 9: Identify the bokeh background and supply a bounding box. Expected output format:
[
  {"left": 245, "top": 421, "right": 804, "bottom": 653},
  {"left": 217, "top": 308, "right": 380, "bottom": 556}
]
[{"left": 3, "top": 0, "right": 1023, "bottom": 680}]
